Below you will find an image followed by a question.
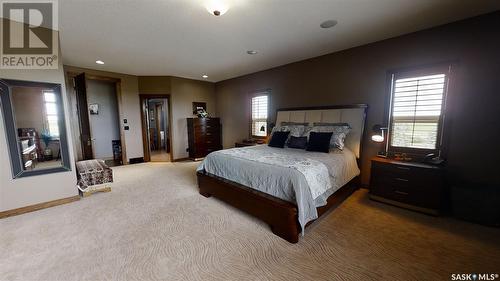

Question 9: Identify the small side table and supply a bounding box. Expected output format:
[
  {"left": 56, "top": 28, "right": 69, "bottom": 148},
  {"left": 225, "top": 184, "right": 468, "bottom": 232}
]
[{"left": 235, "top": 142, "right": 257, "bottom": 148}]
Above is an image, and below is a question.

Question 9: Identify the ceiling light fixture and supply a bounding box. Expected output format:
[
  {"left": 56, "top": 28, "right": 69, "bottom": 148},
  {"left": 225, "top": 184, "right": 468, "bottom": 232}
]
[
  {"left": 95, "top": 60, "right": 104, "bottom": 65},
  {"left": 206, "top": 0, "right": 229, "bottom": 16},
  {"left": 320, "top": 20, "right": 338, "bottom": 29},
  {"left": 202, "top": 75, "right": 208, "bottom": 79},
  {"left": 247, "top": 50, "right": 258, "bottom": 55}
]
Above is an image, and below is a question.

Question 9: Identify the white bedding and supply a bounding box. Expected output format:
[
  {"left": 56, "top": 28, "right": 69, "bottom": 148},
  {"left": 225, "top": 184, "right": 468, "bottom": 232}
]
[{"left": 196, "top": 145, "right": 360, "bottom": 233}]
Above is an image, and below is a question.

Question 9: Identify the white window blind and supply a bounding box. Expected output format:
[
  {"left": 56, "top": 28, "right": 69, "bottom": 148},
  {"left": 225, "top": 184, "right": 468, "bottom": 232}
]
[
  {"left": 44, "top": 91, "right": 59, "bottom": 137},
  {"left": 390, "top": 73, "right": 447, "bottom": 150},
  {"left": 251, "top": 95, "right": 268, "bottom": 137}
]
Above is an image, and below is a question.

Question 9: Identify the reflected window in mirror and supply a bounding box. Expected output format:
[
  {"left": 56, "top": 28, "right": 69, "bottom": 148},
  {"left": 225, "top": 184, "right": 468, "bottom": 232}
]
[
  {"left": 44, "top": 90, "right": 60, "bottom": 137},
  {"left": 1, "top": 79, "right": 71, "bottom": 178}
]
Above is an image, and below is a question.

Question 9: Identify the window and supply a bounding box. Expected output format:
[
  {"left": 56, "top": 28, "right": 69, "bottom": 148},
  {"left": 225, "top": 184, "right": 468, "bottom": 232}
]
[
  {"left": 44, "top": 91, "right": 59, "bottom": 137},
  {"left": 251, "top": 94, "right": 268, "bottom": 137},
  {"left": 388, "top": 67, "right": 449, "bottom": 155}
]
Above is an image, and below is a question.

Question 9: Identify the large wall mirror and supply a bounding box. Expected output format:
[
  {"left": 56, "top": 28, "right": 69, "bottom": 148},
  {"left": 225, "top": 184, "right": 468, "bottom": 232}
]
[{"left": 0, "top": 79, "right": 71, "bottom": 178}]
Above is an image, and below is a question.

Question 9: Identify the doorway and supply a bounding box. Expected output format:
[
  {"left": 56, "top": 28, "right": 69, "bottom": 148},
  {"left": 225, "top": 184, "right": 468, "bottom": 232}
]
[
  {"left": 71, "top": 73, "right": 126, "bottom": 166},
  {"left": 140, "top": 94, "right": 172, "bottom": 162}
]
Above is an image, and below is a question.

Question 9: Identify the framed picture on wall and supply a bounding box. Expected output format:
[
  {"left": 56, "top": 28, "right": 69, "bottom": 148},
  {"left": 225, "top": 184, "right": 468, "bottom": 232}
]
[
  {"left": 192, "top": 102, "right": 207, "bottom": 115},
  {"left": 89, "top": 103, "right": 99, "bottom": 115}
]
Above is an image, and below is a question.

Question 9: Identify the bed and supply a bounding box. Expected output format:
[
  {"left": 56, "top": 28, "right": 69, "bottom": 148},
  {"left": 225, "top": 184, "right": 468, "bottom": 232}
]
[{"left": 197, "top": 104, "right": 367, "bottom": 243}]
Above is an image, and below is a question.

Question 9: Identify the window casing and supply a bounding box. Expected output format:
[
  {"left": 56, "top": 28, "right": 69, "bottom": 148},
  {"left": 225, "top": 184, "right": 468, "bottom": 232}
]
[
  {"left": 251, "top": 94, "right": 268, "bottom": 138},
  {"left": 387, "top": 66, "right": 450, "bottom": 157}
]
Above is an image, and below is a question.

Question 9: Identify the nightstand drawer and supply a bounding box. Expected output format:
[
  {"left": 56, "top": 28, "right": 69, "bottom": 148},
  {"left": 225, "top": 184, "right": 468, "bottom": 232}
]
[{"left": 371, "top": 173, "right": 437, "bottom": 191}]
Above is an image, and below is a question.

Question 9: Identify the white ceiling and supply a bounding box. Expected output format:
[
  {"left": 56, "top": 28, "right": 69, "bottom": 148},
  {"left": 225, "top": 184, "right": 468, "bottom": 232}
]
[{"left": 59, "top": 0, "right": 500, "bottom": 82}]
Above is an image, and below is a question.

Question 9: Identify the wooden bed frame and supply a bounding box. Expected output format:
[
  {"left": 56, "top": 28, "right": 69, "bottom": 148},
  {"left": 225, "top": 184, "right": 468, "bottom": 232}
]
[{"left": 197, "top": 104, "right": 368, "bottom": 243}]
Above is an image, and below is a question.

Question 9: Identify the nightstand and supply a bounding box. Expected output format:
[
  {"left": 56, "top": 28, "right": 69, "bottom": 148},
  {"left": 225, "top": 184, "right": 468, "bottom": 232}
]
[
  {"left": 235, "top": 141, "right": 257, "bottom": 148},
  {"left": 369, "top": 157, "right": 444, "bottom": 215}
]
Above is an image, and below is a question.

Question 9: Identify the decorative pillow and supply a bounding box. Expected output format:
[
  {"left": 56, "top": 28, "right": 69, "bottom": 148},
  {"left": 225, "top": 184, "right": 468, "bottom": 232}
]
[
  {"left": 287, "top": 136, "right": 308, "bottom": 149},
  {"left": 268, "top": 131, "right": 290, "bottom": 148},
  {"left": 306, "top": 132, "right": 333, "bottom": 153},
  {"left": 313, "top": 122, "right": 350, "bottom": 127},
  {"left": 271, "top": 124, "right": 306, "bottom": 138},
  {"left": 307, "top": 124, "right": 350, "bottom": 150}
]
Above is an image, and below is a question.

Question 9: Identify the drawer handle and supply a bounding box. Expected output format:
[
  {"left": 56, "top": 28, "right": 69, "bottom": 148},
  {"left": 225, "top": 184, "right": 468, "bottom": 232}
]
[
  {"left": 394, "top": 190, "right": 409, "bottom": 195},
  {"left": 397, "top": 166, "right": 410, "bottom": 170},
  {"left": 206, "top": 141, "right": 212, "bottom": 143},
  {"left": 395, "top": 177, "right": 409, "bottom": 182},
  {"left": 206, "top": 133, "right": 212, "bottom": 135},
  {"left": 206, "top": 125, "right": 211, "bottom": 128}
]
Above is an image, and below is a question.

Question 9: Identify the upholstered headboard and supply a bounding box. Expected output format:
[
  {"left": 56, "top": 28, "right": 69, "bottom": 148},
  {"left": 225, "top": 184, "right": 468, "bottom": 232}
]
[{"left": 275, "top": 104, "right": 368, "bottom": 158}]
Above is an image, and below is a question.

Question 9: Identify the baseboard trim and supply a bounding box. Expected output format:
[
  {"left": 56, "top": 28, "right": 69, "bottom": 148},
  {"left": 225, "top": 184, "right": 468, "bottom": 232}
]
[
  {"left": 129, "top": 157, "right": 145, "bottom": 164},
  {"left": 0, "top": 195, "right": 80, "bottom": 219},
  {"left": 172, "top": 157, "right": 190, "bottom": 162}
]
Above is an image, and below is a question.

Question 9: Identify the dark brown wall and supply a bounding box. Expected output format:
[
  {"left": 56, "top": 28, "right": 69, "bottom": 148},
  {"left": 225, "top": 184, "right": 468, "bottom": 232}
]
[{"left": 215, "top": 12, "right": 500, "bottom": 185}]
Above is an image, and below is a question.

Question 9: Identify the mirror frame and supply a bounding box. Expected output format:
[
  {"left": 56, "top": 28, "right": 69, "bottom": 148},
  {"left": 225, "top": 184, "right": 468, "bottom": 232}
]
[{"left": 0, "top": 78, "right": 72, "bottom": 178}]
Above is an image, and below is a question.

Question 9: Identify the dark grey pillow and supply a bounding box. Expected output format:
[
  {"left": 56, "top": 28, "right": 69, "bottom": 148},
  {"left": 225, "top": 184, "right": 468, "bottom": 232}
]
[
  {"left": 306, "top": 132, "right": 333, "bottom": 153},
  {"left": 268, "top": 131, "right": 290, "bottom": 148},
  {"left": 287, "top": 136, "right": 308, "bottom": 149}
]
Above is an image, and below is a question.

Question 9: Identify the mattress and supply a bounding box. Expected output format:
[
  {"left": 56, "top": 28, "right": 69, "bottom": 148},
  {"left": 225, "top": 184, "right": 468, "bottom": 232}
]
[{"left": 197, "top": 145, "right": 360, "bottom": 233}]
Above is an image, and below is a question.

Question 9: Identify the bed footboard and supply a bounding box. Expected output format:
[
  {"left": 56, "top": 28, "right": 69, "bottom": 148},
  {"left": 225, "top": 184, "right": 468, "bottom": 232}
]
[
  {"left": 197, "top": 171, "right": 300, "bottom": 243},
  {"left": 197, "top": 171, "right": 359, "bottom": 243}
]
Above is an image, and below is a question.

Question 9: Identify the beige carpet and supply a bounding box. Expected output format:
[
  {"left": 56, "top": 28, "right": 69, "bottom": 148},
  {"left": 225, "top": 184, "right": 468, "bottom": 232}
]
[
  {"left": 150, "top": 150, "right": 170, "bottom": 162},
  {"left": 1, "top": 162, "right": 499, "bottom": 281}
]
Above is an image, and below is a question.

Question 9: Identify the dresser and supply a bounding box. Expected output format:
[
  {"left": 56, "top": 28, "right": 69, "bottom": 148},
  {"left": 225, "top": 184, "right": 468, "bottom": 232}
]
[
  {"left": 187, "top": 118, "right": 222, "bottom": 160},
  {"left": 369, "top": 157, "right": 444, "bottom": 215}
]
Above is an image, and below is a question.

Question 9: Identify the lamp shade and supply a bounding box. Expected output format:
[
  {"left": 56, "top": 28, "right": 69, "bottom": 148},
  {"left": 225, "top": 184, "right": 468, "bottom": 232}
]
[
  {"left": 371, "top": 134, "right": 384, "bottom": 142},
  {"left": 371, "top": 124, "right": 387, "bottom": 143}
]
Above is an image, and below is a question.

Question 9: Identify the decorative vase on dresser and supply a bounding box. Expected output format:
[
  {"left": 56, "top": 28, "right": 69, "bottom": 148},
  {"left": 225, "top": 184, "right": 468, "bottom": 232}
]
[{"left": 187, "top": 117, "right": 222, "bottom": 160}]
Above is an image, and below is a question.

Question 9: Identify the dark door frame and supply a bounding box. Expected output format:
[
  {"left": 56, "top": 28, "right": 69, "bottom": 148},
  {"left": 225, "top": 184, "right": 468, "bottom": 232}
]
[
  {"left": 139, "top": 94, "right": 173, "bottom": 162},
  {"left": 73, "top": 73, "right": 93, "bottom": 160},
  {"left": 67, "top": 71, "right": 127, "bottom": 165}
]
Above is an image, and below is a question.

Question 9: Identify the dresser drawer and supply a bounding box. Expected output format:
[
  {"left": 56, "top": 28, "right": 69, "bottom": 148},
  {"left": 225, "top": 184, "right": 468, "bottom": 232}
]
[
  {"left": 369, "top": 157, "right": 444, "bottom": 214},
  {"left": 194, "top": 134, "right": 220, "bottom": 145},
  {"left": 194, "top": 127, "right": 220, "bottom": 137},
  {"left": 370, "top": 182, "right": 440, "bottom": 209},
  {"left": 192, "top": 144, "right": 222, "bottom": 156},
  {"left": 372, "top": 163, "right": 440, "bottom": 186},
  {"left": 187, "top": 117, "right": 222, "bottom": 160},
  {"left": 193, "top": 118, "right": 219, "bottom": 127}
]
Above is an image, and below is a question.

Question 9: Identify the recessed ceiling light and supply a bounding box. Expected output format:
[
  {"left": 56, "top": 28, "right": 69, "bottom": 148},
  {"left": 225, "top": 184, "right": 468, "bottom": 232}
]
[
  {"left": 95, "top": 60, "right": 104, "bottom": 65},
  {"left": 206, "top": 1, "right": 229, "bottom": 16},
  {"left": 202, "top": 75, "right": 208, "bottom": 79},
  {"left": 320, "top": 20, "right": 338, "bottom": 29},
  {"left": 247, "top": 50, "right": 258, "bottom": 55}
]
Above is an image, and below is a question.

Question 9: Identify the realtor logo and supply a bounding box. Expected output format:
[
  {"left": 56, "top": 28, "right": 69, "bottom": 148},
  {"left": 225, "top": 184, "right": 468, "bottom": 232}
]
[{"left": 1, "top": 0, "right": 58, "bottom": 69}]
